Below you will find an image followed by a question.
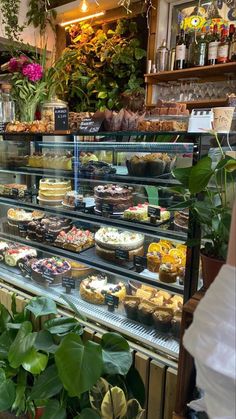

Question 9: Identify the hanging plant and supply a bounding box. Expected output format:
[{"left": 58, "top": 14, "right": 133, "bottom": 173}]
[
  {"left": 27, "top": 0, "right": 57, "bottom": 34},
  {"left": 0, "top": 0, "right": 25, "bottom": 41}
]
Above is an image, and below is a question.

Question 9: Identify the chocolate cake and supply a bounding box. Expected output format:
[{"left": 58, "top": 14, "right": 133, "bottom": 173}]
[
  {"left": 27, "top": 217, "right": 72, "bottom": 242},
  {"left": 80, "top": 161, "right": 116, "bottom": 178},
  {"left": 94, "top": 184, "right": 133, "bottom": 213}
]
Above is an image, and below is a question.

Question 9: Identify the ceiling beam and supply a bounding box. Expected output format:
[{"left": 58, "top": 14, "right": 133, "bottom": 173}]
[{"left": 48, "top": 0, "right": 76, "bottom": 9}]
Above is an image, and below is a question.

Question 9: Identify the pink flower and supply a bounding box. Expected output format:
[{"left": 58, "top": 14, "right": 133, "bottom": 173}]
[
  {"left": 19, "top": 55, "right": 29, "bottom": 68},
  {"left": 9, "top": 58, "right": 19, "bottom": 72},
  {"left": 22, "top": 63, "right": 43, "bottom": 82}
]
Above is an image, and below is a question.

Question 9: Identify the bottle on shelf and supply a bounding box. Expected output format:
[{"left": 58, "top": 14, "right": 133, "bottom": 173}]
[
  {"left": 208, "top": 24, "right": 220, "bottom": 65},
  {"left": 185, "top": 32, "right": 191, "bottom": 68},
  {"left": 175, "top": 29, "right": 186, "bottom": 70},
  {"left": 229, "top": 25, "right": 236, "bottom": 61},
  {"left": 191, "top": 28, "right": 207, "bottom": 67},
  {"left": 156, "top": 39, "right": 169, "bottom": 72},
  {"left": 2, "top": 84, "right": 15, "bottom": 124},
  {"left": 217, "top": 27, "right": 229, "bottom": 64}
]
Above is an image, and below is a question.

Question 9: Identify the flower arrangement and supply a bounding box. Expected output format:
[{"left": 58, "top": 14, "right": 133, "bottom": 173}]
[{"left": 8, "top": 54, "right": 47, "bottom": 122}]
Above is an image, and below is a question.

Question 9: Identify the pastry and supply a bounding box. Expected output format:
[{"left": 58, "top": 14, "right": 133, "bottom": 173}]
[
  {"left": 80, "top": 274, "right": 126, "bottom": 305},
  {"left": 69, "top": 261, "right": 94, "bottom": 279},
  {"left": 135, "top": 287, "right": 154, "bottom": 300},
  {"left": 54, "top": 226, "right": 94, "bottom": 252},
  {"left": 27, "top": 217, "right": 72, "bottom": 242},
  {"left": 159, "top": 262, "right": 178, "bottom": 283},
  {"left": 4, "top": 246, "right": 37, "bottom": 267},
  {"left": 174, "top": 210, "right": 189, "bottom": 232},
  {"left": 80, "top": 161, "right": 116, "bottom": 178},
  {"left": 79, "top": 152, "right": 98, "bottom": 164},
  {"left": 7, "top": 208, "right": 44, "bottom": 223},
  {"left": 123, "top": 203, "right": 149, "bottom": 222},
  {"left": 147, "top": 251, "right": 162, "bottom": 273},
  {"left": 94, "top": 184, "right": 133, "bottom": 214},
  {"left": 31, "top": 257, "right": 71, "bottom": 285},
  {"left": 137, "top": 300, "right": 157, "bottom": 326},
  {"left": 1, "top": 184, "right": 27, "bottom": 198},
  {"left": 38, "top": 178, "right": 72, "bottom": 206},
  {"left": 63, "top": 191, "right": 83, "bottom": 208},
  {"left": 123, "top": 296, "right": 140, "bottom": 321},
  {"left": 152, "top": 308, "right": 173, "bottom": 333},
  {"left": 171, "top": 311, "right": 182, "bottom": 339}
]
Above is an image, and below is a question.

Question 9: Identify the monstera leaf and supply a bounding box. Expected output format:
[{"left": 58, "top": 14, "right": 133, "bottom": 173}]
[{"left": 101, "top": 387, "right": 127, "bottom": 419}]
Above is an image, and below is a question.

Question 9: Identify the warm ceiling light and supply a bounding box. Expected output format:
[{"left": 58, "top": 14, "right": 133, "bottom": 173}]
[
  {"left": 80, "top": 0, "right": 88, "bottom": 13},
  {"left": 60, "top": 11, "right": 105, "bottom": 27}
]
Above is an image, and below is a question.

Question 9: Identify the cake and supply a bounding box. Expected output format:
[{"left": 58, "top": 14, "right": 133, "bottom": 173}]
[
  {"left": 1, "top": 184, "right": 27, "bottom": 198},
  {"left": 63, "top": 191, "right": 83, "bottom": 208},
  {"left": 4, "top": 246, "right": 37, "bottom": 267},
  {"left": 69, "top": 261, "right": 94, "bottom": 279},
  {"left": 28, "top": 152, "right": 72, "bottom": 170},
  {"left": 171, "top": 311, "right": 182, "bottom": 339},
  {"left": 80, "top": 274, "right": 126, "bottom": 305},
  {"left": 54, "top": 226, "right": 94, "bottom": 252},
  {"left": 31, "top": 257, "right": 71, "bottom": 285},
  {"left": 123, "top": 203, "right": 170, "bottom": 223},
  {"left": 159, "top": 262, "right": 178, "bottom": 283},
  {"left": 174, "top": 210, "right": 189, "bottom": 232},
  {"left": 137, "top": 300, "right": 157, "bottom": 326},
  {"left": 27, "top": 217, "right": 72, "bottom": 242},
  {"left": 94, "top": 184, "right": 133, "bottom": 214},
  {"left": 147, "top": 251, "right": 162, "bottom": 273},
  {"left": 123, "top": 296, "right": 141, "bottom": 320},
  {"left": 0, "top": 241, "right": 10, "bottom": 257},
  {"left": 95, "top": 227, "right": 144, "bottom": 262},
  {"left": 152, "top": 308, "right": 173, "bottom": 333},
  {"left": 126, "top": 154, "right": 176, "bottom": 177},
  {"left": 80, "top": 161, "right": 116, "bottom": 178},
  {"left": 7, "top": 208, "right": 44, "bottom": 224},
  {"left": 79, "top": 152, "right": 98, "bottom": 164},
  {"left": 38, "top": 178, "right": 71, "bottom": 206}
]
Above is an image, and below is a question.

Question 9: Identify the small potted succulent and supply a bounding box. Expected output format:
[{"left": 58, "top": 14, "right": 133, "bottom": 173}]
[{"left": 170, "top": 133, "right": 236, "bottom": 288}]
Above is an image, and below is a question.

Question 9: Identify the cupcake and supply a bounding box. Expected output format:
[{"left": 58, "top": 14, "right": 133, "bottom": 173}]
[
  {"left": 123, "top": 296, "right": 140, "bottom": 321},
  {"left": 137, "top": 300, "right": 156, "bottom": 326},
  {"left": 171, "top": 311, "right": 182, "bottom": 339},
  {"left": 129, "top": 156, "right": 147, "bottom": 177},
  {"left": 146, "top": 155, "right": 165, "bottom": 177},
  {"left": 159, "top": 263, "right": 178, "bottom": 283},
  {"left": 147, "top": 251, "right": 162, "bottom": 273},
  {"left": 153, "top": 308, "right": 173, "bottom": 333}
]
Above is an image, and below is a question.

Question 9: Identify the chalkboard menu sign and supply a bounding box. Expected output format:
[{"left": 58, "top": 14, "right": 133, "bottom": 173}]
[
  {"left": 75, "top": 202, "right": 86, "bottom": 212},
  {"left": 62, "top": 277, "right": 75, "bottom": 289},
  {"left": 115, "top": 249, "right": 129, "bottom": 261},
  {"left": 148, "top": 206, "right": 161, "bottom": 219},
  {"left": 105, "top": 294, "right": 119, "bottom": 311},
  {"left": 101, "top": 203, "right": 113, "bottom": 217},
  {"left": 79, "top": 115, "right": 104, "bottom": 134},
  {"left": 54, "top": 108, "right": 69, "bottom": 131},
  {"left": 134, "top": 256, "right": 147, "bottom": 271}
]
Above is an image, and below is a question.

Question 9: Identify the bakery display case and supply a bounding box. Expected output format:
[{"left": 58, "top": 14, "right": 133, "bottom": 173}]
[{"left": 0, "top": 130, "right": 203, "bottom": 359}]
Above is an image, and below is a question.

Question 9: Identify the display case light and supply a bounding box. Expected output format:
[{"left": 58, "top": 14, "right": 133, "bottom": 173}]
[{"left": 60, "top": 11, "right": 105, "bottom": 27}]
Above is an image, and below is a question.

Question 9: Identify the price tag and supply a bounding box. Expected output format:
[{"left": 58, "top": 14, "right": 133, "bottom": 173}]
[
  {"left": 18, "top": 223, "right": 28, "bottom": 234},
  {"left": 12, "top": 188, "right": 19, "bottom": 198},
  {"left": 75, "top": 202, "right": 86, "bottom": 212},
  {"left": 45, "top": 232, "right": 57, "bottom": 243},
  {"left": 62, "top": 277, "right": 75, "bottom": 289},
  {"left": 148, "top": 206, "right": 161, "bottom": 219},
  {"left": 54, "top": 108, "right": 69, "bottom": 131},
  {"left": 42, "top": 273, "right": 54, "bottom": 285},
  {"left": 18, "top": 260, "right": 32, "bottom": 277},
  {"left": 79, "top": 114, "right": 104, "bottom": 134},
  {"left": 134, "top": 255, "right": 147, "bottom": 270},
  {"left": 115, "top": 249, "right": 129, "bottom": 261},
  {"left": 101, "top": 203, "right": 113, "bottom": 216},
  {"left": 105, "top": 294, "right": 119, "bottom": 311}
]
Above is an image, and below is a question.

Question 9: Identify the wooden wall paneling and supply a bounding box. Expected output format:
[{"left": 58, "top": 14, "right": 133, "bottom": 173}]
[
  {"left": 15, "top": 295, "right": 27, "bottom": 313},
  {"left": 134, "top": 352, "right": 150, "bottom": 419},
  {"left": 0, "top": 287, "right": 12, "bottom": 311},
  {"left": 93, "top": 332, "right": 103, "bottom": 344},
  {"left": 147, "top": 360, "right": 166, "bottom": 419},
  {"left": 163, "top": 367, "right": 178, "bottom": 419}
]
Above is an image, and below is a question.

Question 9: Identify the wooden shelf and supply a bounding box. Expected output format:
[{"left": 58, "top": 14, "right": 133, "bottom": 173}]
[
  {"left": 145, "top": 62, "right": 236, "bottom": 84},
  {"left": 146, "top": 97, "right": 228, "bottom": 109}
]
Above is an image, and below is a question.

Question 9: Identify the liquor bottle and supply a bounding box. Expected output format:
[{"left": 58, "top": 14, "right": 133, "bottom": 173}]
[
  {"left": 217, "top": 28, "right": 229, "bottom": 64},
  {"left": 156, "top": 39, "right": 169, "bottom": 72},
  {"left": 2, "top": 84, "right": 15, "bottom": 124},
  {"left": 229, "top": 30, "right": 236, "bottom": 61},
  {"left": 193, "top": 28, "right": 207, "bottom": 67},
  {"left": 208, "top": 24, "right": 220, "bottom": 65},
  {"left": 229, "top": 24, "right": 235, "bottom": 42},
  {"left": 185, "top": 32, "right": 192, "bottom": 68},
  {"left": 175, "top": 29, "right": 186, "bottom": 69}
]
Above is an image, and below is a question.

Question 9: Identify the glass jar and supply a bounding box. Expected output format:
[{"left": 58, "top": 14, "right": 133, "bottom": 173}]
[{"left": 41, "top": 97, "right": 68, "bottom": 132}]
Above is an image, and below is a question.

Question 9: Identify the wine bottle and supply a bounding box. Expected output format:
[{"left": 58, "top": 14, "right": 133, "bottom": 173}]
[
  {"left": 217, "top": 28, "right": 229, "bottom": 64},
  {"left": 208, "top": 24, "right": 220, "bottom": 65},
  {"left": 175, "top": 29, "right": 186, "bottom": 70},
  {"left": 229, "top": 30, "right": 236, "bottom": 62},
  {"left": 192, "top": 28, "right": 207, "bottom": 67}
]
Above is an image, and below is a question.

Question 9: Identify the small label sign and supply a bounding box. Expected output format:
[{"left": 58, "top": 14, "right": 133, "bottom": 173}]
[
  {"left": 79, "top": 116, "right": 104, "bottom": 134},
  {"left": 148, "top": 206, "right": 161, "bottom": 219},
  {"left": 18, "top": 223, "right": 28, "bottom": 234},
  {"left": 134, "top": 255, "right": 147, "bottom": 269},
  {"left": 45, "top": 232, "right": 56, "bottom": 243},
  {"left": 105, "top": 293, "right": 119, "bottom": 311},
  {"left": 62, "top": 277, "right": 75, "bottom": 289},
  {"left": 18, "top": 260, "right": 32, "bottom": 277},
  {"left": 42, "top": 273, "right": 54, "bottom": 285},
  {"left": 115, "top": 249, "right": 129, "bottom": 261},
  {"left": 75, "top": 202, "right": 86, "bottom": 212},
  {"left": 101, "top": 203, "right": 113, "bottom": 216},
  {"left": 54, "top": 108, "right": 69, "bottom": 131},
  {"left": 12, "top": 188, "right": 19, "bottom": 198}
]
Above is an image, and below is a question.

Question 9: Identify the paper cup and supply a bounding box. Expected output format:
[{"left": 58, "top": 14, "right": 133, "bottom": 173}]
[{"left": 213, "top": 107, "right": 235, "bottom": 133}]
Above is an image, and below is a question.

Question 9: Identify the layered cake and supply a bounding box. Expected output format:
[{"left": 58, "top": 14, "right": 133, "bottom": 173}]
[
  {"left": 174, "top": 210, "right": 189, "bottom": 232},
  {"left": 54, "top": 226, "right": 94, "bottom": 252},
  {"left": 95, "top": 227, "right": 144, "bottom": 262},
  {"left": 63, "top": 191, "right": 83, "bottom": 208},
  {"left": 0, "top": 184, "right": 27, "bottom": 198},
  {"left": 123, "top": 203, "right": 170, "bottom": 223},
  {"left": 31, "top": 257, "right": 71, "bottom": 285},
  {"left": 4, "top": 246, "right": 37, "bottom": 267},
  {"left": 28, "top": 152, "right": 72, "bottom": 170},
  {"left": 80, "top": 161, "right": 116, "bottom": 177},
  {"left": 27, "top": 217, "right": 72, "bottom": 242},
  {"left": 80, "top": 274, "right": 126, "bottom": 305},
  {"left": 38, "top": 178, "right": 72, "bottom": 206},
  {"left": 94, "top": 184, "right": 133, "bottom": 214},
  {"left": 7, "top": 208, "right": 44, "bottom": 223}
]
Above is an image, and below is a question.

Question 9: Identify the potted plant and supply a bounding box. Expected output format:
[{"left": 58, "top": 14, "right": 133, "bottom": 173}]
[
  {"left": 0, "top": 296, "right": 145, "bottom": 419},
  {"left": 170, "top": 134, "right": 236, "bottom": 288}
]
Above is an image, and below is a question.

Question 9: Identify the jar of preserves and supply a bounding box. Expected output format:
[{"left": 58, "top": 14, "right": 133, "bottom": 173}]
[{"left": 41, "top": 97, "right": 69, "bottom": 132}]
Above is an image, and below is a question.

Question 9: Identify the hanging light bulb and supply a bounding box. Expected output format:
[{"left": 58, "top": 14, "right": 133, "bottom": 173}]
[{"left": 80, "top": 0, "right": 89, "bottom": 13}]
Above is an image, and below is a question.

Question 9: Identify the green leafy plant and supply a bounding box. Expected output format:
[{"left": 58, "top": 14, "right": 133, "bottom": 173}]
[
  {"left": 27, "top": 0, "right": 57, "bottom": 34},
  {"left": 53, "top": 19, "right": 146, "bottom": 112},
  {"left": 0, "top": 0, "right": 25, "bottom": 41},
  {"left": 0, "top": 295, "right": 144, "bottom": 418},
  {"left": 170, "top": 133, "right": 236, "bottom": 261}
]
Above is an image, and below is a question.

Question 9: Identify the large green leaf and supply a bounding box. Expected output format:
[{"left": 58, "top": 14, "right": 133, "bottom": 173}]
[
  {"left": 101, "top": 333, "right": 132, "bottom": 376},
  {"left": 0, "top": 379, "right": 15, "bottom": 411},
  {"left": 0, "top": 331, "right": 13, "bottom": 359},
  {"left": 44, "top": 317, "right": 83, "bottom": 336},
  {"left": 30, "top": 364, "right": 63, "bottom": 400},
  {"left": 34, "top": 330, "right": 58, "bottom": 354},
  {"left": 189, "top": 156, "right": 214, "bottom": 194},
  {"left": 125, "top": 399, "right": 145, "bottom": 419},
  {"left": 126, "top": 366, "right": 145, "bottom": 408},
  {"left": 101, "top": 387, "right": 127, "bottom": 419},
  {"left": 0, "top": 304, "right": 12, "bottom": 333},
  {"left": 89, "top": 378, "right": 109, "bottom": 413},
  {"left": 41, "top": 399, "right": 66, "bottom": 419},
  {"left": 55, "top": 333, "right": 103, "bottom": 396},
  {"left": 26, "top": 297, "right": 58, "bottom": 318},
  {"left": 22, "top": 348, "right": 48, "bottom": 374},
  {"left": 60, "top": 295, "right": 86, "bottom": 322},
  {"left": 172, "top": 166, "right": 192, "bottom": 188},
  {"left": 78, "top": 408, "right": 101, "bottom": 419},
  {"left": 8, "top": 321, "right": 36, "bottom": 368},
  {"left": 224, "top": 159, "right": 236, "bottom": 173}
]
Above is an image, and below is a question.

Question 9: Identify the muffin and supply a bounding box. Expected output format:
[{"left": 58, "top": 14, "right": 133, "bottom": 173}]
[
  {"left": 137, "top": 300, "right": 157, "bottom": 326},
  {"left": 153, "top": 308, "right": 173, "bottom": 333},
  {"left": 147, "top": 251, "right": 162, "bottom": 273},
  {"left": 128, "top": 156, "right": 147, "bottom": 177},
  {"left": 146, "top": 154, "right": 165, "bottom": 177},
  {"left": 159, "top": 263, "right": 178, "bottom": 283},
  {"left": 123, "top": 296, "right": 140, "bottom": 320},
  {"left": 171, "top": 311, "right": 182, "bottom": 339}
]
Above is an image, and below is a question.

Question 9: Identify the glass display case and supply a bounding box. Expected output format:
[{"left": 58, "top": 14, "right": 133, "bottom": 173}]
[{"left": 0, "top": 131, "right": 206, "bottom": 359}]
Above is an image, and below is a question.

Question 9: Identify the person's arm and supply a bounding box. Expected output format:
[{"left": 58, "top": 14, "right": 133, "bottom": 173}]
[{"left": 226, "top": 200, "right": 236, "bottom": 268}]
